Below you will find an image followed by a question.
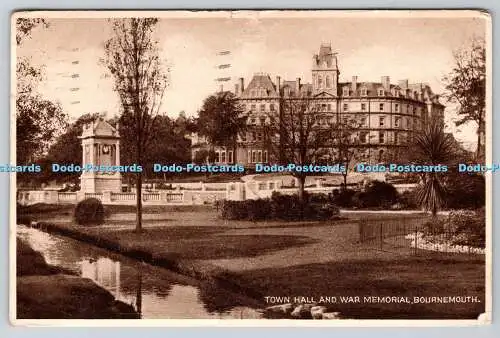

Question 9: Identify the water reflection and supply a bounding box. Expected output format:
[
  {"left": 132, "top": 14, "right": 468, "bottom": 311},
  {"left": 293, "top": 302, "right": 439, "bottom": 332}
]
[{"left": 17, "top": 225, "right": 263, "bottom": 319}]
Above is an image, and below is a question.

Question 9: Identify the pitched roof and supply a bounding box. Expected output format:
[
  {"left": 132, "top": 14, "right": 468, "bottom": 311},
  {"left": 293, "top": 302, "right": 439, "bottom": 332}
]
[{"left": 240, "top": 74, "right": 277, "bottom": 98}]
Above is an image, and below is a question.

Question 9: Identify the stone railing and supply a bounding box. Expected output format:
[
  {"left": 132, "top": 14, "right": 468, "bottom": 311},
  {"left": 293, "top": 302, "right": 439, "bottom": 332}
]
[
  {"left": 17, "top": 181, "right": 418, "bottom": 206},
  {"left": 17, "top": 189, "right": 216, "bottom": 206}
]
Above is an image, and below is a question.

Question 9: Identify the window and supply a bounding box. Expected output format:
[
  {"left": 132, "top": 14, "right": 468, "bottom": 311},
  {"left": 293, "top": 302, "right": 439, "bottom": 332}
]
[
  {"left": 260, "top": 104, "right": 265, "bottom": 111},
  {"left": 360, "top": 116, "right": 367, "bottom": 126},
  {"left": 251, "top": 104, "right": 256, "bottom": 111},
  {"left": 259, "top": 117, "right": 266, "bottom": 125},
  {"left": 343, "top": 87, "right": 349, "bottom": 96},
  {"left": 378, "top": 88, "right": 384, "bottom": 96},
  {"left": 221, "top": 151, "right": 226, "bottom": 163},
  {"left": 241, "top": 133, "right": 247, "bottom": 142},
  {"left": 250, "top": 118, "right": 256, "bottom": 125},
  {"left": 394, "top": 133, "right": 399, "bottom": 144},
  {"left": 379, "top": 103, "right": 384, "bottom": 111},
  {"left": 379, "top": 132, "right": 385, "bottom": 144},
  {"left": 361, "top": 103, "right": 367, "bottom": 111},
  {"left": 395, "top": 103, "right": 399, "bottom": 112},
  {"left": 343, "top": 103, "right": 349, "bottom": 112},
  {"left": 270, "top": 103, "right": 275, "bottom": 111},
  {"left": 379, "top": 116, "right": 385, "bottom": 127},
  {"left": 395, "top": 117, "right": 401, "bottom": 128},
  {"left": 215, "top": 151, "right": 221, "bottom": 163},
  {"left": 257, "top": 133, "right": 263, "bottom": 141},
  {"left": 318, "top": 75, "right": 323, "bottom": 88},
  {"left": 326, "top": 75, "right": 331, "bottom": 88},
  {"left": 322, "top": 104, "right": 327, "bottom": 111},
  {"left": 252, "top": 132, "right": 256, "bottom": 140},
  {"left": 263, "top": 150, "right": 268, "bottom": 163},
  {"left": 360, "top": 132, "right": 368, "bottom": 144},
  {"left": 327, "top": 104, "right": 332, "bottom": 111},
  {"left": 247, "top": 150, "right": 251, "bottom": 163},
  {"left": 361, "top": 88, "right": 367, "bottom": 96}
]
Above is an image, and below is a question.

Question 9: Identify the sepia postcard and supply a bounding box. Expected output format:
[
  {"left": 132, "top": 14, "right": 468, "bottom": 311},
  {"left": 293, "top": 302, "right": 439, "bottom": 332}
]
[{"left": 10, "top": 10, "right": 492, "bottom": 326}]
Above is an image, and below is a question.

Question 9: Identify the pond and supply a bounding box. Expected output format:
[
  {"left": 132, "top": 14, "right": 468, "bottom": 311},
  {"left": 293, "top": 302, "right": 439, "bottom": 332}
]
[{"left": 17, "top": 225, "right": 264, "bottom": 319}]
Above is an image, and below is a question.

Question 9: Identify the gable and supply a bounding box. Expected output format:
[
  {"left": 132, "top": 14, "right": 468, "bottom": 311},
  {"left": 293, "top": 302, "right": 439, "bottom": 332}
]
[{"left": 314, "top": 91, "right": 336, "bottom": 98}]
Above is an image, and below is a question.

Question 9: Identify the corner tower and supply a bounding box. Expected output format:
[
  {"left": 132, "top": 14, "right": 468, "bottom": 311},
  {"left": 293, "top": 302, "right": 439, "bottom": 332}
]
[{"left": 312, "top": 44, "right": 339, "bottom": 96}]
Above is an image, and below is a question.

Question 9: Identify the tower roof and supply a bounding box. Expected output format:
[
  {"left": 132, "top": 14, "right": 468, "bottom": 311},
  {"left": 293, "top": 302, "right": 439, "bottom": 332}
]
[
  {"left": 313, "top": 43, "right": 338, "bottom": 69},
  {"left": 80, "top": 117, "right": 120, "bottom": 139}
]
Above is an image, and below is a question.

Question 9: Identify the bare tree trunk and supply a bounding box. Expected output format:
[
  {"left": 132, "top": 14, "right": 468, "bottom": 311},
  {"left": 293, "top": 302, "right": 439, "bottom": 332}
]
[
  {"left": 135, "top": 173, "right": 143, "bottom": 233},
  {"left": 297, "top": 175, "right": 306, "bottom": 219},
  {"left": 476, "top": 120, "right": 483, "bottom": 161}
]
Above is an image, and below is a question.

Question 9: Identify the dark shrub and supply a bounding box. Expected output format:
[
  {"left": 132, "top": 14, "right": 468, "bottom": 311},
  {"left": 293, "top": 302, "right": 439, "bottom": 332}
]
[
  {"left": 218, "top": 192, "right": 339, "bottom": 221},
  {"left": 398, "top": 190, "right": 419, "bottom": 210},
  {"left": 219, "top": 200, "right": 248, "bottom": 220},
  {"left": 351, "top": 191, "right": 367, "bottom": 209},
  {"left": 445, "top": 173, "right": 485, "bottom": 209},
  {"left": 74, "top": 198, "right": 105, "bottom": 226},
  {"left": 246, "top": 198, "right": 272, "bottom": 221},
  {"left": 309, "top": 193, "right": 331, "bottom": 204},
  {"left": 362, "top": 180, "right": 399, "bottom": 208},
  {"left": 270, "top": 192, "right": 304, "bottom": 220},
  {"left": 331, "top": 189, "right": 356, "bottom": 207}
]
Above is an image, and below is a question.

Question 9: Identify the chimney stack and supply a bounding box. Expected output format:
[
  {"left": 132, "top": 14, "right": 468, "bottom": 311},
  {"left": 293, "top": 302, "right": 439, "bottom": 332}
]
[
  {"left": 234, "top": 83, "right": 239, "bottom": 96},
  {"left": 296, "top": 77, "right": 301, "bottom": 93},
  {"left": 239, "top": 77, "right": 245, "bottom": 94},
  {"left": 351, "top": 76, "right": 358, "bottom": 93},
  {"left": 381, "top": 76, "right": 390, "bottom": 90},
  {"left": 276, "top": 76, "right": 281, "bottom": 95}
]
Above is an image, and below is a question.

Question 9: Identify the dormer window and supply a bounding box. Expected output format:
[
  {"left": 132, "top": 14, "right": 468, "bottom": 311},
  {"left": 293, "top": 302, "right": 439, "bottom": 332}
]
[
  {"left": 378, "top": 88, "right": 384, "bottom": 97},
  {"left": 343, "top": 87, "right": 349, "bottom": 96},
  {"left": 361, "top": 88, "right": 368, "bottom": 96}
]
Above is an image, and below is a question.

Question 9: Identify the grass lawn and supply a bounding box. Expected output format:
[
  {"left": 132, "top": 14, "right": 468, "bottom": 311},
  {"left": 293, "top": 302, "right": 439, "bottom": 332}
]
[
  {"left": 24, "top": 222, "right": 317, "bottom": 261},
  {"left": 97, "top": 226, "right": 316, "bottom": 260},
  {"left": 233, "top": 255, "right": 485, "bottom": 319}
]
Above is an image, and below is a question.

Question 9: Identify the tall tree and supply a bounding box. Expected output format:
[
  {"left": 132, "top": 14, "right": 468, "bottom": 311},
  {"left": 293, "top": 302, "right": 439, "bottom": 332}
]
[
  {"left": 104, "top": 18, "right": 169, "bottom": 232},
  {"left": 443, "top": 38, "right": 486, "bottom": 160},
  {"left": 16, "top": 18, "right": 67, "bottom": 164},
  {"left": 265, "top": 95, "right": 334, "bottom": 206},
  {"left": 196, "top": 91, "right": 246, "bottom": 163},
  {"left": 332, "top": 117, "right": 361, "bottom": 190},
  {"left": 411, "top": 118, "right": 454, "bottom": 216}
]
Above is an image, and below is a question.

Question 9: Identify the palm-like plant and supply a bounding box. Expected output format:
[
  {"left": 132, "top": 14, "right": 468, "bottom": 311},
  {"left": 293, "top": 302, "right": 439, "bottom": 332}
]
[{"left": 412, "top": 118, "right": 454, "bottom": 216}]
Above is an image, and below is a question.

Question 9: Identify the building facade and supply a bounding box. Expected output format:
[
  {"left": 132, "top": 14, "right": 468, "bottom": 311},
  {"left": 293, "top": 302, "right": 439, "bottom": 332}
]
[{"left": 192, "top": 44, "right": 445, "bottom": 166}]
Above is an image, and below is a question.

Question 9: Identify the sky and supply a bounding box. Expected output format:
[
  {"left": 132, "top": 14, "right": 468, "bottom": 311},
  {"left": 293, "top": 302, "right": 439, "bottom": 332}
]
[{"left": 16, "top": 11, "right": 488, "bottom": 149}]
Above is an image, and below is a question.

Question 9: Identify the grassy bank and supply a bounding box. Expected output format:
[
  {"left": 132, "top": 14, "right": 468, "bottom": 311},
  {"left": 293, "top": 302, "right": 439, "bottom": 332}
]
[{"left": 16, "top": 238, "right": 139, "bottom": 319}]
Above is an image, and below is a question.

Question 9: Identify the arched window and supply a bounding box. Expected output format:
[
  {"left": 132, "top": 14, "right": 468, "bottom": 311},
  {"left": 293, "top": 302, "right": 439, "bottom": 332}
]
[
  {"left": 326, "top": 75, "right": 331, "bottom": 88},
  {"left": 318, "top": 75, "right": 323, "bottom": 88}
]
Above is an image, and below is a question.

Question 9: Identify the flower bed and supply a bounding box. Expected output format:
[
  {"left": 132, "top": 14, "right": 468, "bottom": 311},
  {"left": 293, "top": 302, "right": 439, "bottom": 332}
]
[{"left": 405, "top": 232, "right": 485, "bottom": 254}]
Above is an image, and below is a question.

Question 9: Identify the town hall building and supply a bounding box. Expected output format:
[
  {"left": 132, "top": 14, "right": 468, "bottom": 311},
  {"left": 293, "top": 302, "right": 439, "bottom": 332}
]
[{"left": 191, "top": 44, "right": 445, "bottom": 166}]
